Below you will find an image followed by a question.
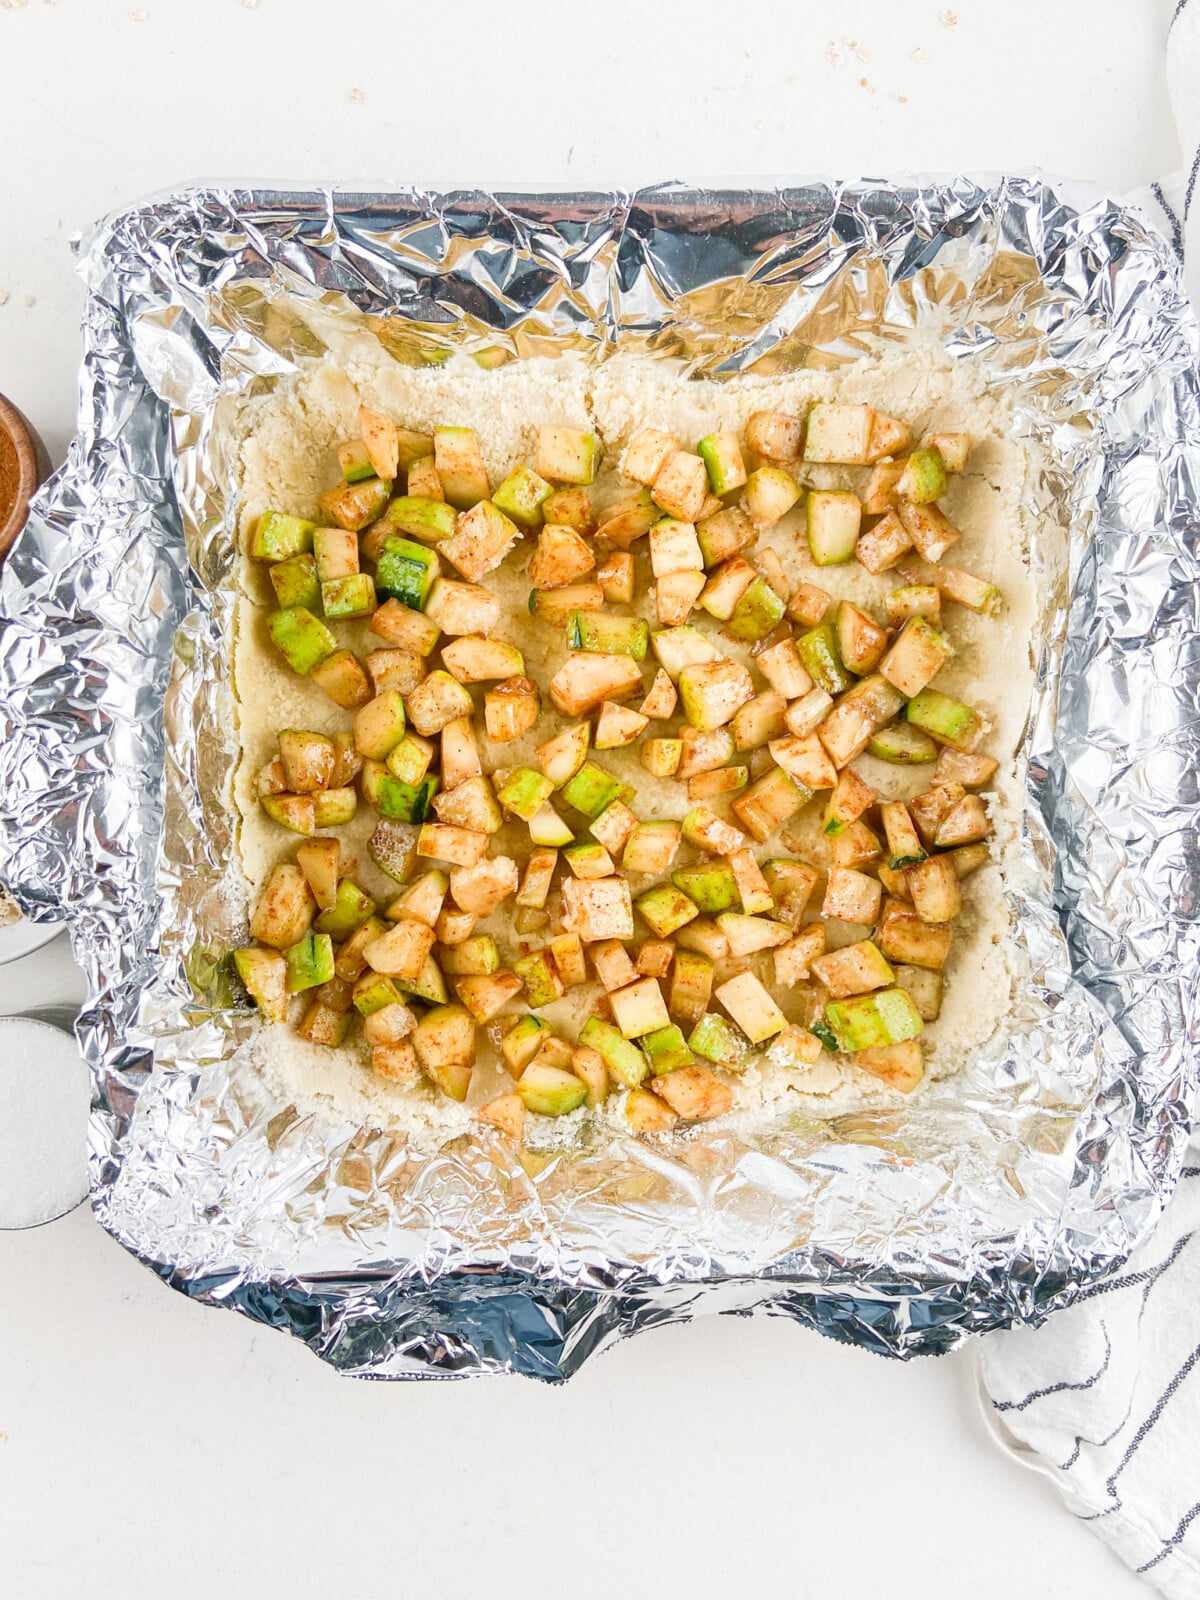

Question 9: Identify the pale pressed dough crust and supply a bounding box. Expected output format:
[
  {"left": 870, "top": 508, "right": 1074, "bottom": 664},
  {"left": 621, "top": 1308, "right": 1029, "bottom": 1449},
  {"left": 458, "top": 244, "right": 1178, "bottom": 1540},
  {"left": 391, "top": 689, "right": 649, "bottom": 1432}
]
[{"left": 228, "top": 334, "right": 1039, "bottom": 1146}]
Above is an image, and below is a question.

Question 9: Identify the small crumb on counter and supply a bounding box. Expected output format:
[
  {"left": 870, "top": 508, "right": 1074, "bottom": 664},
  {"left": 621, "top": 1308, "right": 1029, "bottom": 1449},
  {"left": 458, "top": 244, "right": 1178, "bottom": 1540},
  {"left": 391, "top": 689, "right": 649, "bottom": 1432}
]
[
  {"left": 21, "top": 294, "right": 35, "bottom": 308},
  {"left": 348, "top": 86, "right": 364, "bottom": 103},
  {"left": 0, "top": 0, "right": 29, "bottom": 11},
  {"left": 940, "top": 8, "right": 958, "bottom": 26},
  {"left": 912, "top": 46, "right": 928, "bottom": 62},
  {"left": 130, "top": 7, "right": 147, "bottom": 17},
  {"left": 0, "top": 291, "right": 8, "bottom": 307}
]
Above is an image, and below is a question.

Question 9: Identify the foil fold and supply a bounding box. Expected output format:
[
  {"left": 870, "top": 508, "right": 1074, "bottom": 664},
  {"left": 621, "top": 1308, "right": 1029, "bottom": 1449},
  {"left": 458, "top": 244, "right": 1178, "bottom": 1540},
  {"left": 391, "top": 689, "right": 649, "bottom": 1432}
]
[{"left": 1, "top": 179, "right": 1198, "bottom": 1378}]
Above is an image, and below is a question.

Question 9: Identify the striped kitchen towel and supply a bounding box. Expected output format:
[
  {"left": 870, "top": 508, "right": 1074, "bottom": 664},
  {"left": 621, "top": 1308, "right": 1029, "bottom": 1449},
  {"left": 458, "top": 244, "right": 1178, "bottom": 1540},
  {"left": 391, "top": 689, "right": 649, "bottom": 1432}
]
[
  {"left": 1138, "top": 2, "right": 1200, "bottom": 307},
  {"left": 979, "top": 1154, "right": 1200, "bottom": 1596},
  {"left": 979, "top": 14, "right": 1200, "bottom": 1597}
]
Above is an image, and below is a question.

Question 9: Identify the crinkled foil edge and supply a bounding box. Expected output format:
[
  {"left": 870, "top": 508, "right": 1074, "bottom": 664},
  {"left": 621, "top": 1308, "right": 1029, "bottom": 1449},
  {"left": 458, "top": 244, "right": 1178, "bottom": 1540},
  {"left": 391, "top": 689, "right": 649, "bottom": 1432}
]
[{"left": 0, "top": 177, "right": 1197, "bottom": 1378}]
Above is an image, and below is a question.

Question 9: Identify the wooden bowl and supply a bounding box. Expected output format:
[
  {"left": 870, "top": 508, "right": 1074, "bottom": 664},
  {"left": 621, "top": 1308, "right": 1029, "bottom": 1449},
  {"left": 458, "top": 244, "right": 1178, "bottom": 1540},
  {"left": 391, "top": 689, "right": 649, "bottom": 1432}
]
[{"left": 0, "top": 392, "right": 51, "bottom": 565}]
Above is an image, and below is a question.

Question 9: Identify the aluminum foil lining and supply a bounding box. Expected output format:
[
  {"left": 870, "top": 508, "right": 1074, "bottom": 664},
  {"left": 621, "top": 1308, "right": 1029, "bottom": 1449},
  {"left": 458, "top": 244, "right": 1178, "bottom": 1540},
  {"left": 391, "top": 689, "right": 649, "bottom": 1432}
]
[{"left": 1, "top": 179, "right": 1198, "bottom": 1380}]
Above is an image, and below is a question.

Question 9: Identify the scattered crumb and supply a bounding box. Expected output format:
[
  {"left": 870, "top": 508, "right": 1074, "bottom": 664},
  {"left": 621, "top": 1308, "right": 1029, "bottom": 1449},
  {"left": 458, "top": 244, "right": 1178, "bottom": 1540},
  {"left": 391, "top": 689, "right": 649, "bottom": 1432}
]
[
  {"left": 130, "top": 6, "right": 147, "bottom": 16},
  {"left": 0, "top": 0, "right": 29, "bottom": 10},
  {"left": 912, "top": 46, "right": 928, "bottom": 63},
  {"left": 240, "top": 0, "right": 259, "bottom": 7},
  {"left": 940, "top": 8, "right": 958, "bottom": 25},
  {"left": 348, "top": 86, "right": 364, "bottom": 103},
  {"left": 895, "top": 92, "right": 909, "bottom": 104},
  {"left": 20, "top": 294, "right": 35, "bottom": 308},
  {"left": 827, "top": 38, "right": 843, "bottom": 66},
  {"left": 0, "top": 291, "right": 8, "bottom": 307},
  {"left": 858, "top": 77, "right": 876, "bottom": 93}
]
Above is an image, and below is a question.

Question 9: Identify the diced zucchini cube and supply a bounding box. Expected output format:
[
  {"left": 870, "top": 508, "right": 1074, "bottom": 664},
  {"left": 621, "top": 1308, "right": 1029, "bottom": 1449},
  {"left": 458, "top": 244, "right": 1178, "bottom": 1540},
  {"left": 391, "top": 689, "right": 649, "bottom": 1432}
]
[
  {"left": 536, "top": 426, "right": 598, "bottom": 486},
  {"left": 549, "top": 932, "right": 588, "bottom": 988},
  {"left": 561, "top": 760, "right": 623, "bottom": 819},
  {"left": 865, "top": 410, "right": 914, "bottom": 462},
  {"left": 641, "top": 738, "right": 683, "bottom": 778},
  {"left": 492, "top": 464, "right": 552, "bottom": 529},
  {"left": 773, "top": 924, "right": 827, "bottom": 986},
  {"left": 626, "top": 1087, "right": 678, "bottom": 1132},
  {"left": 284, "top": 932, "right": 336, "bottom": 994},
  {"left": 680, "top": 805, "right": 746, "bottom": 856},
  {"left": 456, "top": 972, "right": 523, "bottom": 1022},
  {"left": 906, "top": 688, "right": 982, "bottom": 751},
  {"left": 251, "top": 510, "right": 315, "bottom": 563},
  {"left": 688, "top": 1012, "right": 749, "bottom": 1069},
  {"left": 267, "top": 607, "right": 339, "bottom": 676},
  {"left": 513, "top": 949, "right": 566, "bottom": 1008},
  {"left": 425, "top": 578, "right": 500, "bottom": 637},
  {"left": 896, "top": 447, "right": 947, "bottom": 504},
  {"left": 856, "top": 510, "right": 913, "bottom": 575},
  {"left": 824, "top": 988, "right": 924, "bottom": 1051},
  {"left": 679, "top": 660, "right": 756, "bottom": 731},
  {"left": 669, "top": 948, "right": 714, "bottom": 1026},
  {"left": 672, "top": 860, "right": 739, "bottom": 914},
  {"left": 270, "top": 552, "right": 322, "bottom": 611},
  {"left": 636, "top": 884, "right": 700, "bottom": 938},
  {"left": 567, "top": 611, "right": 649, "bottom": 661},
  {"left": 731, "top": 767, "right": 808, "bottom": 843},
  {"left": 894, "top": 964, "right": 943, "bottom": 1021},
  {"left": 796, "top": 622, "right": 851, "bottom": 696},
  {"left": 440, "top": 499, "right": 521, "bottom": 583},
  {"left": 649, "top": 517, "right": 704, "bottom": 579},
  {"left": 651, "top": 1065, "right": 732, "bottom": 1119},
  {"left": 515, "top": 1062, "right": 588, "bottom": 1116},
  {"left": 821, "top": 866, "right": 882, "bottom": 926},
  {"left": 807, "top": 490, "right": 861, "bottom": 565},
  {"left": 866, "top": 721, "right": 939, "bottom": 765},
  {"left": 386, "top": 496, "right": 458, "bottom": 543},
  {"left": 484, "top": 676, "right": 541, "bottom": 744},
  {"left": 761, "top": 859, "right": 820, "bottom": 928},
  {"left": 564, "top": 842, "right": 616, "bottom": 879},
  {"left": 879, "top": 617, "right": 953, "bottom": 698},
  {"left": 501, "top": 1015, "right": 550, "bottom": 1076},
  {"left": 641, "top": 1023, "right": 696, "bottom": 1075},
  {"left": 726, "top": 577, "right": 787, "bottom": 642},
  {"left": 338, "top": 439, "right": 376, "bottom": 483},
  {"left": 697, "top": 431, "right": 747, "bottom": 495},
  {"left": 543, "top": 486, "right": 595, "bottom": 531},
  {"left": 233, "top": 946, "right": 289, "bottom": 1023},
  {"left": 495, "top": 767, "right": 554, "bottom": 823},
  {"left": 535, "top": 722, "right": 590, "bottom": 789},
  {"left": 321, "top": 573, "right": 376, "bottom": 619},
  {"left": 375, "top": 539, "right": 441, "bottom": 611},
  {"left": 354, "top": 691, "right": 407, "bottom": 760},
  {"left": 589, "top": 800, "right": 638, "bottom": 854},
  {"left": 744, "top": 466, "right": 802, "bottom": 527},
  {"left": 853, "top": 1039, "right": 925, "bottom": 1093},
  {"left": 580, "top": 1016, "right": 649, "bottom": 1088},
  {"left": 318, "top": 477, "right": 390, "bottom": 532},
  {"left": 836, "top": 601, "right": 888, "bottom": 675},
  {"left": 313, "top": 526, "right": 359, "bottom": 583}
]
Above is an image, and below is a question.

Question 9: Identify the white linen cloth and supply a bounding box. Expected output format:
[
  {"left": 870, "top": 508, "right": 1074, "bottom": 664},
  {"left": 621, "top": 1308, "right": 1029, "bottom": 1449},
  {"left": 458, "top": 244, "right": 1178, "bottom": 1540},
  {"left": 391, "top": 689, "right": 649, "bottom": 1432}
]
[{"left": 979, "top": 13, "right": 1200, "bottom": 1594}]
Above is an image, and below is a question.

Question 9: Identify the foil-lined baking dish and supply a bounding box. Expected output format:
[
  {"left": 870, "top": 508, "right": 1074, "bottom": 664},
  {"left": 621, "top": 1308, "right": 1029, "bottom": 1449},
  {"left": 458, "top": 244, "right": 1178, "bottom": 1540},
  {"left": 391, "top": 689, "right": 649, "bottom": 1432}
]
[{"left": 1, "top": 179, "right": 1197, "bottom": 1379}]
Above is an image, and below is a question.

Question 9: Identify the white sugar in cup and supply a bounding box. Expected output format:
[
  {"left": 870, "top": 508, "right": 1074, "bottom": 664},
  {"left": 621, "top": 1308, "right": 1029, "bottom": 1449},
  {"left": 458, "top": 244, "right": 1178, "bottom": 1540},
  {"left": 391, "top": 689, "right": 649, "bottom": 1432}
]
[{"left": 0, "top": 1017, "right": 90, "bottom": 1229}]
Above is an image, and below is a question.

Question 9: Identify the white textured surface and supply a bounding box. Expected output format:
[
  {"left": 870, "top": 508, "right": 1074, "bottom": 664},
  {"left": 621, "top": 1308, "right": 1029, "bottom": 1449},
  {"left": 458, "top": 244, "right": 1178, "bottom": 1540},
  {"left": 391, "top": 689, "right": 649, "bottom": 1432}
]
[{"left": 0, "top": 1, "right": 1175, "bottom": 1595}]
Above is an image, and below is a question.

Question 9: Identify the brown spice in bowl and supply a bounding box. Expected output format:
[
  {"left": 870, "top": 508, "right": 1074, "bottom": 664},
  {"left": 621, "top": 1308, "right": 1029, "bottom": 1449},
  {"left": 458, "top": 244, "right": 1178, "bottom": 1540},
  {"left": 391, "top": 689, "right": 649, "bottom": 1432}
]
[{"left": 0, "top": 392, "right": 50, "bottom": 563}]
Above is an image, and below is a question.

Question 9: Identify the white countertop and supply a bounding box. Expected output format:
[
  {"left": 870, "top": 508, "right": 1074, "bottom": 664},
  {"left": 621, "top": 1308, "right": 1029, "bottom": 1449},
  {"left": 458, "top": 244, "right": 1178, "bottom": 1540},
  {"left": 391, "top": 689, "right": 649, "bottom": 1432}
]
[{"left": 0, "top": 3, "right": 1179, "bottom": 1595}]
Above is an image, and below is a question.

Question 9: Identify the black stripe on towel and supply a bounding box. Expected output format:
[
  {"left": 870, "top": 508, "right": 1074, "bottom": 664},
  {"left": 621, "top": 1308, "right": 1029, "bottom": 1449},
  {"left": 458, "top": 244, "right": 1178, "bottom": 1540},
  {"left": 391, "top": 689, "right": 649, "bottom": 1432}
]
[
  {"left": 1185, "top": 144, "right": 1200, "bottom": 220},
  {"left": 1075, "top": 1231, "right": 1194, "bottom": 1305},
  {"left": 1172, "top": 0, "right": 1193, "bottom": 30},
  {"left": 993, "top": 1326, "right": 1112, "bottom": 1414},
  {"left": 1152, "top": 182, "right": 1185, "bottom": 259},
  {"left": 1081, "top": 1338, "right": 1200, "bottom": 1519},
  {"left": 1137, "top": 1500, "right": 1200, "bottom": 1574}
]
